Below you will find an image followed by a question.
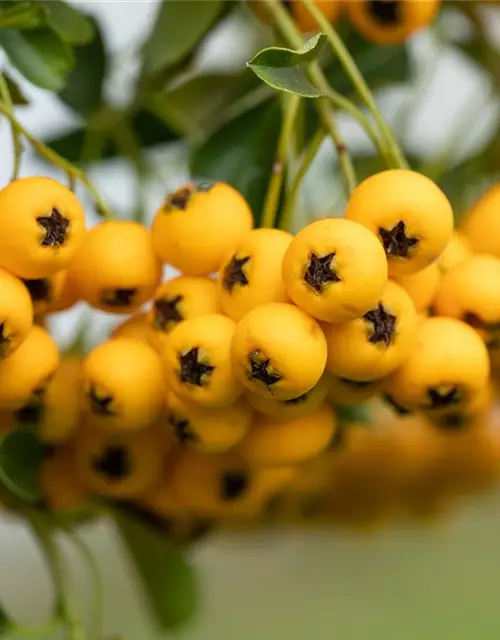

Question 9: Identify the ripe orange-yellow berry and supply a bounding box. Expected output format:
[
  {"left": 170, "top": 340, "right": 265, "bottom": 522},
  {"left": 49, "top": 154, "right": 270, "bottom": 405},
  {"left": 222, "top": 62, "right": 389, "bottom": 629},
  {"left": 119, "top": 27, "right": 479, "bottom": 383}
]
[
  {"left": 282, "top": 218, "right": 388, "bottom": 323},
  {"left": 345, "top": 169, "right": 453, "bottom": 277},
  {"left": 69, "top": 220, "right": 161, "bottom": 313},
  {"left": 151, "top": 182, "right": 253, "bottom": 276},
  {"left": 0, "top": 177, "right": 86, "bottom": 278}
]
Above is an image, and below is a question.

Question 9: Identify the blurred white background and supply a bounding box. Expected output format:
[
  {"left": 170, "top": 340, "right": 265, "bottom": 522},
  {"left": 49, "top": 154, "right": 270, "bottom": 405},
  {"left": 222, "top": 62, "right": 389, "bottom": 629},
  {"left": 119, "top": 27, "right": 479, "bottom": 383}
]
[{"left": 2, "top": 2, "right": 500, "bottom": 639}]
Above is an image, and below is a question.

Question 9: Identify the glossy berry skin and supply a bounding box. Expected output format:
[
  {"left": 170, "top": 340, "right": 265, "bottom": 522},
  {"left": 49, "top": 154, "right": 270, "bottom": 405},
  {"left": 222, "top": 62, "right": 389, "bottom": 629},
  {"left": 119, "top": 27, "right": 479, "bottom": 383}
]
[{"left": 345, "top": 169, "right": 453, "bottom": 277}]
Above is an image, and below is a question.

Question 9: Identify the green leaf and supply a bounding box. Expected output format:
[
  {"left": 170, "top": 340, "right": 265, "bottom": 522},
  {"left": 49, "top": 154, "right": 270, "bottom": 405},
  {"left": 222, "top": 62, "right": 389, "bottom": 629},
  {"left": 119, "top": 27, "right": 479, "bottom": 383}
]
[
  {"left": 116, "top": 511, "right": 199, "bottom": 632},
  {"left": 43, "top": 0, "right": 95, "bottom": 45},
  {"left": 0, "top": 27, "right": 74, "bottom": 91},
  {"left": 0, "top": 1, "right": 44, "bottom": 30},
  {"left": 190, "top": 100, "right": 282, "bottom": 224},
  {"left": 142, "top": 0, "right": 223, "bottom": 76},
  {"left": 149, "top": 69, "right": 262, "bottom": 138},
  {"left": 0, "top": 429, "right": 45, "bottom": 503},
  {"left": 247, "top": 33, "right": 326, "bottom": 98},
  {"left": 3, "top": 72, "right": 29, "bottom": 105},
  {"left": 58, "top": 16, "right": 106, "bottom": 115},
  {"left": 45, "top": 108, "right": 180, "bottom": 163}
]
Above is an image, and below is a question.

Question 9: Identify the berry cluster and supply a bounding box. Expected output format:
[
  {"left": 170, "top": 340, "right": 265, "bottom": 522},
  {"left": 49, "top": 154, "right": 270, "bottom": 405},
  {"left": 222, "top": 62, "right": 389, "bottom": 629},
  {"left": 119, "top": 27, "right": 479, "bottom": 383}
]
[{"left": 0, "top": 170, "right": 499, "bottom": 532}]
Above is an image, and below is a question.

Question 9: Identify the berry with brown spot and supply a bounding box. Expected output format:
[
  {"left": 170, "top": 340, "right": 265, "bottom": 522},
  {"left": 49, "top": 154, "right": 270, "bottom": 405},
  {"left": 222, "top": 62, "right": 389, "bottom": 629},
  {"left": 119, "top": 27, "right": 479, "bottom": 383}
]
[
  {"left": 232, "top": 302, "right": 327, "bottom": 401},
  {"left": 69, "top": 220, "right": 161, "bottom": 314},
  {"left": 82, "top": 338, "right": 165, "bottom": 431},
  {"left": 384, "top": 316, "right": 490, "bottom": 412},
  {"left": 0, "top": 177, "right": 86, "bottom": 278},
  {"left": 38, "top": 447, "right": 88, "bottom": 513},
  {"left": 171, "top": 450, "right": 297, "bottom": 518},
  {"left": 0, "top": 325, "right": 59, "bottom": 410},
  {"left": 161, "top": 314, "right": 243, "bottom": 408},
  {"left": 218, "top": 228, "right": 292, "bottom": 320},
  {"left": 283, "top": 218, "right": 388, "bottom": 323},
  {"left": 75, "top": 427, "right": 167, "bottom": 499},
  {"left": 0, "top": 268, "right": 33, "bottom": 360},
  {"left": 345, "top": 169, "right": 453, "bottom": 277},
  {"left": 164, "top": 390, "right": 252, "bottom": 453},
  {"left": 151, "top": 182, "right": 253, "bottom": 276},
  {"left": 148, "top": 276, "right": 220, "bottom": 349},
  {"left": 324, "top": 280, "right": 417, "bottom": 381}
]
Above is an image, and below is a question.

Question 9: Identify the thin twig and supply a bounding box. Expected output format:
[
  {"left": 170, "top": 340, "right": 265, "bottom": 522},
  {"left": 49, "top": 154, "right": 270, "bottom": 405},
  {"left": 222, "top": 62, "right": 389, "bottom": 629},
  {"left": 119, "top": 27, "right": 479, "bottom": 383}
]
[
  {"left": 0, "top": 103, "right": 111, "bottom": 217},
  {"left": 300, "top": 0, "right": 408, "bottom": 170},
  {"left": 0, "top": 72, "right": 23, "bottom": 181},
  {"left": 281, "top": 128, "right": 325, "bottom": 231},
  {"left": 261, "top": 93, "right": 301, "bottom": 228}
]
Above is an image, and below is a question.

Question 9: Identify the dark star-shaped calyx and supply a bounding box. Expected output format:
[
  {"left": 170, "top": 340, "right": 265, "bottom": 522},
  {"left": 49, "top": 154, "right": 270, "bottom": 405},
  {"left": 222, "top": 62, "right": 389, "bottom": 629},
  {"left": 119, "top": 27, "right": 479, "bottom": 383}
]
[
  {"left": 378, "top": 221, "right": 419, "bottom": 258},
  {"left": 222, "top": 255, "right": 251, "bottom": 292},
  {"left": 92, "top": 445, "right": 131, "bottom": 480},
  {"left": 88, "top": 385, "right": 116, "bottom": 416},
  {"left": 168, "top": 413, "right": 198, "bottom": 444},
  {"left": 100, "top": 288, "right": 137, "bottom": 307},
  {"left": 179, "top": 347, "right": 215, "bottom": 387},
  {"left": 427, "top": 386, "right": 461, "bottom": 409},
  {"left": 247, "top": 350, "right": 282, "bottom": 392},
  {"left": 0, "top": 323, "right": 11, "bottom": 358},
  {"left": 37, "top": 208, "right": 69, "bottom": 247},
  {"left": 434, "top": 412, "right": 469, "bottom": 431},
  {"left": 363, "top": 302, "right": 397, "bottom": 347},
  {"left": 154, "top": 295, "right": 183, "bottom": 332},
  {"left": 369, "top": 0, "right": 401, "bottom": 25},
  {"left": 304, "top": 252, "right": 341, "bottom": 294},
  {"left": 164, "top": 185, "right": 195, "bottom": 212},
  {"left": 220, "top": 470, "right": 250, "bottom": 501},
  {"left": 23, "top": 278, "right": 52, "bottom": 302}
]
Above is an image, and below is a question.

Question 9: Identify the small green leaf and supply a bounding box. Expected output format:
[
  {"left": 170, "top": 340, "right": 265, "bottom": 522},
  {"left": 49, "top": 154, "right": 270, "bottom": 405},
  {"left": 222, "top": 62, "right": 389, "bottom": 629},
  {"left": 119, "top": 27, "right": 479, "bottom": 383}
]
[
  {"left": 58, "top": 16, "right": 106, "bottom": 115},
  {"left": 190, "top": 100, "right": 282, "bottom": 224},
  {"left": 247, "top": 34, "right": 325, "bottom": 98},
  {"left": 45, "top": 109, "right": 179, "bottom": 163},
  {"left": 336, "top": 405, "right": 372, "bottom": 426},
  {"left": 3, "top": 72, "right": 29, "bottom": 105},
  {"left": 0, "top": 429, "right": 45, "bottom": 503},
  {"left": 116, "top": 511, "right": 199, "bottom": 632},
  {"left": 0, "top": 27, "right": 74, "bottom": 91},
  {"left": 142, "top": 0, "right": 223, "bottom": 76},
  {"left": 43, "top": 0, "right": 95, "bottom": 45}
]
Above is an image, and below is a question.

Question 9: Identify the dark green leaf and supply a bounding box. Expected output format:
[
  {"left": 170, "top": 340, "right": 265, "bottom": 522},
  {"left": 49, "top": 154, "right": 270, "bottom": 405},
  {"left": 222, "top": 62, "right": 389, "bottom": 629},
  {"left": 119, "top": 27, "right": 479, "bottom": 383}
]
[
  {"left": 247, "top": 34, "right": 325, "bottom": 98},
  {"left": 3, "top": 72, "right": 29, "bottom": 105},
  {"left": 58, "top": 17, "right": 106, "bottom": 115},
  {"left": 142, "top": 0, "right": 223, "bottom": 76},
  {"left": 43, "top": 0, "right": 95, "bottom": 45},
  {"left": 116, "top": 511, "right": 199, "bottom": 632},
  {"left": 0, "top": 429, "right": 45, "bottom": 503},
  {"left": 0, "top": 1, "right": 44, "bottom": 30},
  {"left": 45, "top": 109, "right": 179, "bottom": 163},
  {"left": 190, "top": 100, "right": 282, "bottom": 224},
  {"left": 0, "top": 27, "right": 74, "bottom": 91},
  {"left": 149, "top": 69, "right": 262, "bottom": 137}
]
